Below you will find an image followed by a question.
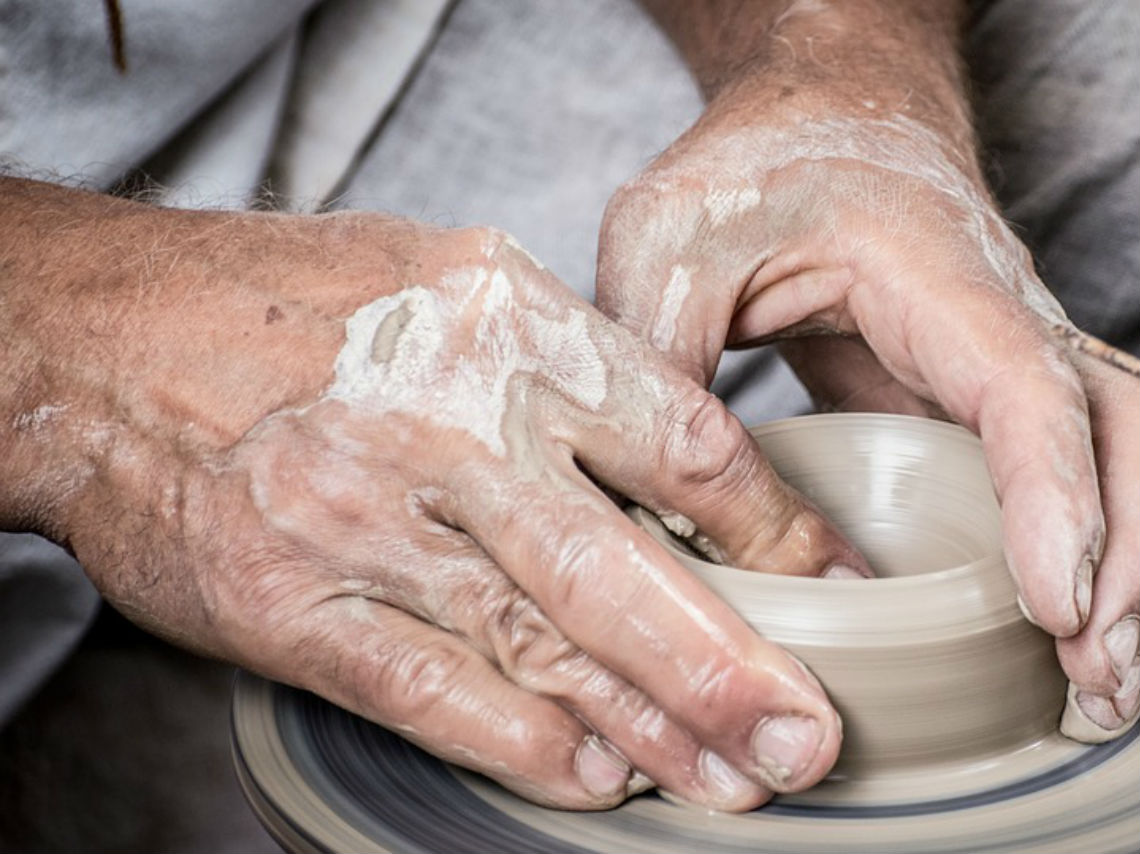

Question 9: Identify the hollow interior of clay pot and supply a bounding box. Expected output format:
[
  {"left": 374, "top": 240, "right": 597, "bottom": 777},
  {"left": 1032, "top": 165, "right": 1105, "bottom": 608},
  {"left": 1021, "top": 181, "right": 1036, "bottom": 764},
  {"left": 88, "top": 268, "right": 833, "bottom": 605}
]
[
  {"left": 631, "top": 413, "right": 1068, "bottom": 789},
  {"left": 749, "top": 414, "right": 1003, "bottom": 576}
]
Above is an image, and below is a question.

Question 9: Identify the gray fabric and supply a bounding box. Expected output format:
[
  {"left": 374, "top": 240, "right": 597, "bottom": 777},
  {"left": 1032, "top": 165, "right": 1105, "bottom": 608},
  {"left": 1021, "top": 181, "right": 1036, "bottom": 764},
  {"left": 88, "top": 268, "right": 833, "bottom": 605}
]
[
  {"left": 0, "top": 0, "right": 314, "bottom": 186},
  {"left": 0, "top": 534, "right": 100, "bottom": 723},
  {"left": 269, "top": 0, "right": 455, "bottom": 208},
  {"left": 144, "top": 28, "right": 299, "bottom": 210},
  {"left": 966, "top": 0, "right": 1140, "bottom": 356},
  {"left": 341, "top": 0, "right": 699, "bottom": 298},
  {"left": 0, "top": 609, "right": 277, "bottom": 853}
]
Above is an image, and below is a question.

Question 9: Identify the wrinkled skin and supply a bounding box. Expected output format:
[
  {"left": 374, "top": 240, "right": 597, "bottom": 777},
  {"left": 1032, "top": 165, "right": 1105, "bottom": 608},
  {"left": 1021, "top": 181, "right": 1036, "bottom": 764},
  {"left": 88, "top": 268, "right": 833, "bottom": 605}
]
[
  {"left": 598, "top": 85, "right": 1140, "bottom": 738},
  {"left": 0, "top": 179, "right": 874, "bottom": 812}
]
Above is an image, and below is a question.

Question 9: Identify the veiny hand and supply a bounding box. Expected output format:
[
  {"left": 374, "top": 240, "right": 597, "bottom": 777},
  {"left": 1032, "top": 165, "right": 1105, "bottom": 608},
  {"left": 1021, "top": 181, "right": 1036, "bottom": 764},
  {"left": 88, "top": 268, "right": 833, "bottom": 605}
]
[
  {"left": 597, "top": 67, "right": 1139, "bottom": 739},
  {"left": 0, "top": 177, "right": 872, "bottom": 811}
]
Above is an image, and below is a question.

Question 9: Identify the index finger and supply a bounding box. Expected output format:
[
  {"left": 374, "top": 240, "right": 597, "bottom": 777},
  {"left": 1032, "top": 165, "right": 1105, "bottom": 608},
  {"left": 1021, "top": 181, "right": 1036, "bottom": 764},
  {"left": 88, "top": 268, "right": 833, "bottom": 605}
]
[{"left": 855, "top": 275, "right": 1104, "bottom": 638}]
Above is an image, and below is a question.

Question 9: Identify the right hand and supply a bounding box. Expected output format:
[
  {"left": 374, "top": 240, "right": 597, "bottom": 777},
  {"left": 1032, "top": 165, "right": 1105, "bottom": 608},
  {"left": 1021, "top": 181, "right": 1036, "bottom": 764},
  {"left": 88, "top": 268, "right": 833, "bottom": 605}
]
[
  {"left": 0, "top": 178, "right": 867, "bottom": 811},
  {"left": 595, "top": 79, "right": 1140, "bottom": 739}
]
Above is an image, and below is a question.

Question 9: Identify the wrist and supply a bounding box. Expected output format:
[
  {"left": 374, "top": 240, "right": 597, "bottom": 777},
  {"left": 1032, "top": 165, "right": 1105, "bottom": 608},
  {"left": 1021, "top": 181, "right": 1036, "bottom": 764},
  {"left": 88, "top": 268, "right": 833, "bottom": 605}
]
[
  {"left": 652, "top": 1, "right": 975, "bottom": 171},
  {"left": 0, "top": 179, "right": 133, "bottom": 534},
  {"left": 0, "top": 179, "right": 288, "bottom": 537},
  {"left": 0, "top": 177, "right": 419, "bottom": 540}
]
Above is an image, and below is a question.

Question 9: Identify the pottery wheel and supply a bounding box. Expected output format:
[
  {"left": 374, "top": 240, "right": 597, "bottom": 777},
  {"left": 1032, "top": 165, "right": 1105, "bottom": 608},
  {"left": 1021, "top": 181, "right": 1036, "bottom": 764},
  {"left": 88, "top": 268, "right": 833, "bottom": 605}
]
[{"left": 231, "top": 414, "right": 1140, "bottom": 853}]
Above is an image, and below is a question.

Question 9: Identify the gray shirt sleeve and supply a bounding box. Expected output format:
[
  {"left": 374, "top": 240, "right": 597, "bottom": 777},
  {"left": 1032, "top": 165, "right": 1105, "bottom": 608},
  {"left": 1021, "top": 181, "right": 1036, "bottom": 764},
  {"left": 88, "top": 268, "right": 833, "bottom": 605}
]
[{"left": 0, "top": 533, "right": 100, "bottom": 725}]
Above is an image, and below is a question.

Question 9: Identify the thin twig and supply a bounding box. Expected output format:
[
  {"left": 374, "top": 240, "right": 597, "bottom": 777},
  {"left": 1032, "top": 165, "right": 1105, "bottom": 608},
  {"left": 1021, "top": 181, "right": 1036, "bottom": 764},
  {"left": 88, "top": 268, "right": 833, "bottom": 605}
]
[{"left": 1052, "top": 324, "right": 1140, "bottom": 379}]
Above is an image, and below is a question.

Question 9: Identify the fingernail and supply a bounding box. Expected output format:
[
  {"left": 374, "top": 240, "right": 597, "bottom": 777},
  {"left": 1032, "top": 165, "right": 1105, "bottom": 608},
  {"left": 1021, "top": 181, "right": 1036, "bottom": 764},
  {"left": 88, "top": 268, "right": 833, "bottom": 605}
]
[
  {"left": 1075, "top": 661, "right": 1140, "bottom": 731},
  {"left": 1075, "top": 690, "right": 1122, "bottom": 730},
  {"left": 627, "top": 771, "right": 656, "bottom": 797},
  {"left": 690, "top": 533, "right": 726, "bottom": 565},
  {"left": 577, "top": 736, "right": 630, "bottom": 798},
  {"left": 1074, "top": 557, "right": 1093, "bottom": 626},
  {"left": 658, "top": 511, "right": 696, "bottom": 539},
  {"left": 823, "top": 564, "right": 866, "bottom": 580},
  {"left": 699, "top": 749, "right": 756, "bottom": 800},
  {"left": 1104, "top": 617, "right": 1140, "bottom": 683},
  {"left": 658, "top": 788, "right": 717, "bottom": 814},
  {"left": 1117, "top": 663, "right": 1140, "bottom": 719},
  {"left": 750, "top": 715, "right": 822, "bottom": 790},
  {"left": 1063, "top": 679, "right": 1133, "bottom": 743},
  {"left": 1017, "top": 594, "right": 1042, "bottom": 628}
]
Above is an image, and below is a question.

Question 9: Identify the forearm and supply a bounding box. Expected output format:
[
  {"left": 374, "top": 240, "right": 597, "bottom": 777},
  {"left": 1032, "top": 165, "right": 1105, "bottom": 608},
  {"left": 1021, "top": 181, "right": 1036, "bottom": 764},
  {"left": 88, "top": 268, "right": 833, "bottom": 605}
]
[
  {"left": 642, "top": 0, "right": 972, "bottom": 154},
  {"left": 0, "top": 177, "right": 356, "bottom": 536},
  {"left": 0, "top": 177, "right": 127, "bottom": 533}
]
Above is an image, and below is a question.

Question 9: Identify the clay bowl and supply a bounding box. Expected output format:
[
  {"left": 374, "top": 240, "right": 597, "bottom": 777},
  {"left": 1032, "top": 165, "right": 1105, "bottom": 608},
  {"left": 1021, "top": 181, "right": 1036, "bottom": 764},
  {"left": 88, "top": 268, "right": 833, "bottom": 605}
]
[{"left": 629, "top": 413, "right": 1068, "bottom": 801}]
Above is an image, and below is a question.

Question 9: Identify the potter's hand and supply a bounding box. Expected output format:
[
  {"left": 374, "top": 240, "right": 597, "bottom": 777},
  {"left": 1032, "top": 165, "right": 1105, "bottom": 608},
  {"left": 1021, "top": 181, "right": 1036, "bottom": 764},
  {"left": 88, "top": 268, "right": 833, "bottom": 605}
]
[
  {"left": 0, "top": 177, "right": 866, "bottom": 812},
  {"left": 602, "top": 1, "right": 1138, "bottom": 738}
]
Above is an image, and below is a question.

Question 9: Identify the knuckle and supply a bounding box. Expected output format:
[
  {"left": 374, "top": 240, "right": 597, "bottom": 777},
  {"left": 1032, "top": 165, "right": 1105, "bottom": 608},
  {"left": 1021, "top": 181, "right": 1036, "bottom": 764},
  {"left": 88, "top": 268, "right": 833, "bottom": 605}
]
[
  {"left": 754, "top": 503, "right": 830, "bottom": 572},
  {"left": 660, "top": 386, "right": 754, "bottom": 489},
  {"left": 602, "top": 179, "right": 652, "bottom": 228},
  {"left": 474, "top": 224, "right": 514, "bottom": 252},
  {"left": 600, "top": 176, "right": 692, "bottom": 256},
  {"left": 490, "top": 589, "right": 586, "bottom": 694},
  {"left": 687, "top": 657, "right": 749, "bottom": 726},
  {"left": 464, "top": 225, "right": 543, "bottom": 275},
  {"left": 499, "top": 714, "right": 554, "bottom": 761},
  {"left": 1039, "top": 343, "right": 1086, "bottom": 400},
  {"left": 544, "top": 529, "right": 606, "bottom": 611},
  {"left": 377, "top": 638, "right": 472, "bottom": 719}
]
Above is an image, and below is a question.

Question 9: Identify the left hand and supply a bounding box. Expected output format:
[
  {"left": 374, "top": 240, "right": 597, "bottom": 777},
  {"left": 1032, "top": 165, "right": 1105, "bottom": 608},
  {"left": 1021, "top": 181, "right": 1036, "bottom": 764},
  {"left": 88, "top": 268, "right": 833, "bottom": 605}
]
[
  {"left": 596, "top": 78, "right": 1139, "bottom": 740},
  {"left": 0, "top": 178, "right": 867, "bottom": 811}
]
